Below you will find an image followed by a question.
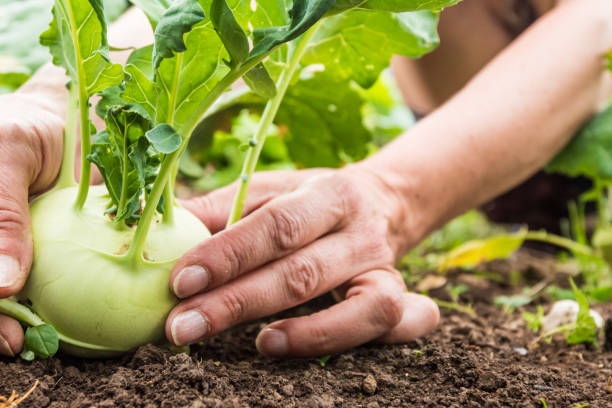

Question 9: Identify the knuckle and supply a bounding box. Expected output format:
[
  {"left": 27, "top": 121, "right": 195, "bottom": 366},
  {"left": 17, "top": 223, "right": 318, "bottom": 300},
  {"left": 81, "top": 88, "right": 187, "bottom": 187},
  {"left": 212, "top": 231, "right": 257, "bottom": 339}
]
[
  {"left": 283, "top": 255, "right": 322, "bottom": 303},
  {"left": 372, "top": 290, "right": 403, "bottom": 329},
  {"left": 219, "top": 290, "right": 248, "bottom": 323},
  {"left": 331, "top": 173, "right": 363, "bottom": 216},
  {"left": 268, "top": 206, "right": 305, "bottom": 251},
  {"left": 219, "top": 240, "right": 247, "bottom": 278},
  {"left": 0, "top": 198, "right": 26, "bottom": 233}
]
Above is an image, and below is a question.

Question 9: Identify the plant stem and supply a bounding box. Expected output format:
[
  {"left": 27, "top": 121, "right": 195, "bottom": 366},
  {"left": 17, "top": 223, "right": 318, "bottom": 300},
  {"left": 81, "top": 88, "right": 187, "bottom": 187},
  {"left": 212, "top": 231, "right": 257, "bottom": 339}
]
[
  {"left": 55, "top": 84, "right": 79, "bottom": 190},
  {"left": 226, "top": 22, "right": 321, "bottom": 226},
  {"left": 524, "top": 231, "right": 595, "bottom": 257},
  {"left": 433, "top": 298, "right": 475, "bottom": 316},
  {"left": 61, "top": 0, "right": 92, "bottom": 211},
  {"left": 125, "top": 151, "right": 177, "bottom": 264},
  {"left": 0, "top": 299, "right": 45, "bottom": 327}
]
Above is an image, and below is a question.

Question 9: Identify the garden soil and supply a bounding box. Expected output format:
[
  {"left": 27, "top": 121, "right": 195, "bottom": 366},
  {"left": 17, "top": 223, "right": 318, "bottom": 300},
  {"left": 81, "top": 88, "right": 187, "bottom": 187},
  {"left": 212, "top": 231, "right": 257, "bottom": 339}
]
[{"left": 1, "top": 250, "right": 611, "bottom": 408}]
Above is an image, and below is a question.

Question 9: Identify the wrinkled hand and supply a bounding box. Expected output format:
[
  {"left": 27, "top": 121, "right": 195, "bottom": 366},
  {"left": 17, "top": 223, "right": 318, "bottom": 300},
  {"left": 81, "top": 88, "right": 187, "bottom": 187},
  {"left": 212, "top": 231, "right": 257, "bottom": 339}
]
[
  {"left": 166, "top": 166, "right": 439, "bottom": 357},
  {"left": 0, "top": 92, "right": 64, "bottom": 356}
]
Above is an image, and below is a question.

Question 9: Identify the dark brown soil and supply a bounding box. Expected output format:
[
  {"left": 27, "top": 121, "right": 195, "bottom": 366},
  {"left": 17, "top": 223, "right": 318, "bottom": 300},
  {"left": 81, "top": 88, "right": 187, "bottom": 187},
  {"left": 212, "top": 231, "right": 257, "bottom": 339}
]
[{"left": 1, "top": 251, "right": 611, "bottom": 408}]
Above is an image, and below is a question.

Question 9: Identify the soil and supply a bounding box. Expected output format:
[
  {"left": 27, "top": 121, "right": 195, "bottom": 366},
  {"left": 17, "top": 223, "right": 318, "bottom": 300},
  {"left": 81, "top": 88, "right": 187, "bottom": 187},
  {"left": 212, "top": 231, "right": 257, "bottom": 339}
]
[{"left": 1, "top": 250, "right": 611, "bottom": 408}]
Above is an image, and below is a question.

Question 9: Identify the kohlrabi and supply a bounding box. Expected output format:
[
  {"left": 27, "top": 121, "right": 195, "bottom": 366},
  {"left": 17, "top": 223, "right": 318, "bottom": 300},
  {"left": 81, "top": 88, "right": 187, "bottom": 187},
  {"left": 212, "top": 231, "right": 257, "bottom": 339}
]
[{"left": 0, "top": 0, "right": 457, "bottom": 358}]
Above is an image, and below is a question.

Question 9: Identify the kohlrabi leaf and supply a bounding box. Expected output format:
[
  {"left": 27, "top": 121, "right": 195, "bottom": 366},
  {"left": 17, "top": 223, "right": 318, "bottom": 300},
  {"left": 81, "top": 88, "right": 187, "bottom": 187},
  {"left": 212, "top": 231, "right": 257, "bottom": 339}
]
[
  {"left": 210, "top": 0, "right": 276, "bottom": 98},
  {"left": 88, "top": 105, "right": 159, "bottom": 222},
  {"left": 276, "top": 73, "right": 372, "bottom": 167},
  {"left": 23, "top": 324, "right": 59, "bottom": 359},
  {"left": 152, "top": 0, "right": 206, "bottom": 70},
  {"left": 127, "top": 44, "right": 154, "bottom": 78},
  {"left": 146, "top": 124, "right": 182, "bottom": 153},
  {"left": 249, "top": 0, "right": 336, "bottom": 60},
  {"left": 362, "top": 0, "right": 462, "bottom": 12},
  {"left": 547, "top": 105, "right": 612, "bottom": 182},
  {"left": 211, "top": 0, "right": 249, "bottom": 65},
  {"left": 123, "top": 64, "right": 158, "bottom": 121},
  {"left": 303, "top": 10, "right": 439, "bottom": 88},
  {"left": 96, "top": 83, "right": 126, "bottom": 119},
  {"left": 40, "top": 0, "right": 123, "bottom": 96}
]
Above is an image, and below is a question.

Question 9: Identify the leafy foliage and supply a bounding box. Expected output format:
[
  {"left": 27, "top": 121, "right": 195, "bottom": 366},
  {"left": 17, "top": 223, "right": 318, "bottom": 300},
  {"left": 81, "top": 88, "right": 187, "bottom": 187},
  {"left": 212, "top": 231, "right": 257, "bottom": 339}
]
[
  {"left": 40, "top": 0, "right": 124, "bottom": 96},
  {"left": 302, "top": 10, "right": 439, "bottom": 88},
  {"left": 547, "top": 105, "right": 612, "bottom": 182},
  {"left": 88, "top": 105, "right": 164, "bottom": 222},
  {"left": 566, "top": 279, "right": 598, "bottom": 345},
  {"left": 20, "top": 325, "right": 59, "bottom": 361},
  {"left": 522, "top": 305, "right": 544, "bottom": 332}
]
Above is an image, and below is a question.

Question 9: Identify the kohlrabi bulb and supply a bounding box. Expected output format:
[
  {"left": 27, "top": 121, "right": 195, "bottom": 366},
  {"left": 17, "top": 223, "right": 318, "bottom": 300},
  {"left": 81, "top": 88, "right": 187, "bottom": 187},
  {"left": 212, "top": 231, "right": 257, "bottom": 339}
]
[{"left": 21, "top": 186, "right": 210, "bottom": 357}]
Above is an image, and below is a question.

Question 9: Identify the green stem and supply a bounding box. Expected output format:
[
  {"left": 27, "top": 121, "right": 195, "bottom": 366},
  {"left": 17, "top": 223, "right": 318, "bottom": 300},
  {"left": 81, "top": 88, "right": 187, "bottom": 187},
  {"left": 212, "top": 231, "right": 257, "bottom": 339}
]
[
  {"left": 524, "top": 230, "right": 595, "bottom": 257},
  {"left": 55, "top": 84, "right": 79, "bottom": 190},
  {"left": 162, "top": 181, "right": 174, "bottom": 224},
  {"left": 226, "top": 22, "right": 321, "bottom": 226},
  {"left": 117, "top": 128, "right": 130, "bottom": 214},
  {"left": 433, "top": 298, "right": 475, "bottom": 316},
  {"left": 125, "top": 152, "right": 178, "bottom": 264},
  {"left": 0, "top": 299, "right": 45, "bottom": 327},
  {"left": 61, "top": 1, "right": 92, "bottom": 211}
]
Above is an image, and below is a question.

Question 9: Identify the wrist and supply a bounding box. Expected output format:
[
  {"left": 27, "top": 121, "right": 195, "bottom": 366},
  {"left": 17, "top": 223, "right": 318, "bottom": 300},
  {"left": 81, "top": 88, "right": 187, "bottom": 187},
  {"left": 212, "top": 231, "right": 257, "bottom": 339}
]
[{"left": 345, "top": 161, "right": 431, "bottom": 257}]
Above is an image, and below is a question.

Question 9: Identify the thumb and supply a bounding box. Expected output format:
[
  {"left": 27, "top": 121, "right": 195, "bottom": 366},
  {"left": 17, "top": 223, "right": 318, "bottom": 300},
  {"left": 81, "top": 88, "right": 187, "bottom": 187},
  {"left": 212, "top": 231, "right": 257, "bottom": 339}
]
[{"left": 0, "top": 148, "right": 38, "bottom": 299}]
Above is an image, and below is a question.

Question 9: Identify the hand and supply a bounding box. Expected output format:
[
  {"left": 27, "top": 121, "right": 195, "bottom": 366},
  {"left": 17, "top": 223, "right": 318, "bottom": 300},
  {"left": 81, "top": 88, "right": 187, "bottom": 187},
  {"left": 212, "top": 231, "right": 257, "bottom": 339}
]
[
  {"left": 0, "top": 91, "right": 64, "bottom": 356},
  {"left": 166, "top": 165, "right": 439, "bottom": 357}
]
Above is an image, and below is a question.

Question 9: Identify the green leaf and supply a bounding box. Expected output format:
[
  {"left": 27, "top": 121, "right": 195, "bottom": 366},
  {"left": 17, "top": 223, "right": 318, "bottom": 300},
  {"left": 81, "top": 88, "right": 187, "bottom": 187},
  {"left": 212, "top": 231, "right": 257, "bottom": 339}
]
[
  {"left": 211, "top": 0, "right": 249, "bottom": 65},
  {"left": 89, "top": 105, "right": 158, "bottom": 222},
  {"left": 249, "top": 0, "right": 336, "bottom": 60},
  {"left": 123, "top": 64, "right": 158, "bottom": 121},
  {"left": 243, "top": 63, "right": 277, "bottom": 98},
  {"left": 210, "top": 0, "right": 276, "bottom": 98},
  {"left": 20, "top": 349, "right": 35, "bottom": 361},
  {"left": 522, "top": 305, "right": 544, "bottom": 332},
  {"left": 547, "top": 105, "right": 612, "bottom": 182},
  {"left": 277, "top": 74, "right": 373, "bottom": 167},
  {"left": 40, "top": 0, "right": 123, "bottom": 96},
  {"left": 152, "top": 0, "right": 206, "bottom": 70},
  {"left": 363, "top": 0, "right": 462, "bottom": 12},
  {"left": 146, "top": 123, "right": 182, "bottom": 153},
  {"left": 24, "top": 324, "right": 59, "bottom": 359},
  {"left": 437, "top": 229, "right": 527, "bottom": 271},
  {"left": 95, "top": 83, "right": 126, "bottom": 119},
  {"left": 303, "top": 10, "right": 440, "bottom": 88},
  {"left": 566, "top": 278, "right": 598, "bottom": 345},
  {"left": 127, "top": 44, "right": 154, "bottom": 79}
]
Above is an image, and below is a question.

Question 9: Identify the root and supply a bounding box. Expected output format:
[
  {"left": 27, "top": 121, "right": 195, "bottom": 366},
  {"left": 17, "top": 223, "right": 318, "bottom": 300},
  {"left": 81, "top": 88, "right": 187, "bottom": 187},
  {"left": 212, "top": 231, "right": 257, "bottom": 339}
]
[{"left": 0, "top": 380, "right": 39, "bottom": 407}]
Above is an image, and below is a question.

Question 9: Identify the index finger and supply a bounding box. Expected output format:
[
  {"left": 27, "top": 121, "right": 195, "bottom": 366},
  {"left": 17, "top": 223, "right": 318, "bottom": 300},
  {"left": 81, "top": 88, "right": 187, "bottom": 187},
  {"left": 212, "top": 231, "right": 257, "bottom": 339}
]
[{"left": 170, "top": 175, "right": 350, "bottom": 299}]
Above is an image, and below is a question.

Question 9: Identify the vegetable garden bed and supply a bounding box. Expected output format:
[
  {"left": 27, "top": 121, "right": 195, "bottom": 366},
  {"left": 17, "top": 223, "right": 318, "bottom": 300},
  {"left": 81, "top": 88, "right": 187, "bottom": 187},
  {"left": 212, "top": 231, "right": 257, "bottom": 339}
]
[{"left": 2, "top": 249, "right": 611, "bottom": 407}]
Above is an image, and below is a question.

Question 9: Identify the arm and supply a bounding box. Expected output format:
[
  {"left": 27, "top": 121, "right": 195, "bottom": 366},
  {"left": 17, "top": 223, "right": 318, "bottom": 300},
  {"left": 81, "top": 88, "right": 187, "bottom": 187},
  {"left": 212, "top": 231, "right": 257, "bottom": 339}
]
[
  {"left": 363, "top": 0, "right": 612, "bottom": 254},
  {"left": 166, "top": 0, "right": 612, "bottom": 357}
]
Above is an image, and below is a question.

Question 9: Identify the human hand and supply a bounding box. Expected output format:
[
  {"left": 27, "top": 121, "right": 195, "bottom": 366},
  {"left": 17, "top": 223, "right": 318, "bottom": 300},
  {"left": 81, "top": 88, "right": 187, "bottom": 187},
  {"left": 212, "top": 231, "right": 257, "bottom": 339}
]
[
  {"left": 166, "top": 165, "right": 439, "bottom": 357},
  {"left": 0, "top": 91, "right": 64, "bottom": 356}
]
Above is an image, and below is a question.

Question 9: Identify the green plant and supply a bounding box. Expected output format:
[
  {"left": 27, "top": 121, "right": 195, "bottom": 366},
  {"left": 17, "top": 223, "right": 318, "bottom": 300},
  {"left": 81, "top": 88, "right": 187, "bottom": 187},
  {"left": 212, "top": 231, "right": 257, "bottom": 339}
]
[{"left": 0, "top": 0, "right": 458, "bottom": 358}]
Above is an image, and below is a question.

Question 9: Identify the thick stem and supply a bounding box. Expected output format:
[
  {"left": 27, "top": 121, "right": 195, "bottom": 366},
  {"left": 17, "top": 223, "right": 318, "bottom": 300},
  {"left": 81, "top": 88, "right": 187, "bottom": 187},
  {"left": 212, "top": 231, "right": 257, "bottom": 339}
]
[
  {"left": 54, "top": 84, "right": 79, "bottom": 190},
  {"left": 0, "top": 299, "right": 45, "bottom": 327},
  {"left": 74, "top": 88, "right": 92, "bottom": 210},
  {"left": 125, "top": 151, "right": 178, "bottom": 264},
  {"left": 162, "top": 181, "right": 174, "bottom": 224},
  {"left": 226, "top": 23, "right": 321, "bottom": 226}
]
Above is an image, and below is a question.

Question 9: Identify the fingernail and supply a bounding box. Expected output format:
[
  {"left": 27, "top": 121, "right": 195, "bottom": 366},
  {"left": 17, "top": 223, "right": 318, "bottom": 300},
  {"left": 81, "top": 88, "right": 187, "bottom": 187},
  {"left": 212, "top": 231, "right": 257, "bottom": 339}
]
[
  {"left": 256, "top": 328, "right": 289, "bottom": 357},
  {"left": 0, "top": 334, "right": 15, "bottom": 357},
  {"left": 0, "top": 255, "right": 19, "bottom": 288},
  {"left": 173, "top": 266, "right": 209, "bottom": 298},
  {"left": 170, "top": 310, "right": 209, "bottom": 346}
]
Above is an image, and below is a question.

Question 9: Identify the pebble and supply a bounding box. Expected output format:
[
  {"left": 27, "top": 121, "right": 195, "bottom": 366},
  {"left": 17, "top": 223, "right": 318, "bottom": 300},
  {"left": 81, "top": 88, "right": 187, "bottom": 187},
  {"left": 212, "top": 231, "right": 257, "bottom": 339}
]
[
  {"left": 513, "top": 347, "right": 528, "bottom": 356},
  {"left": 362, "top": 374, "right": 377, "bottom": 395},
  {"left": 281, "top": 384, "right": 294, "bottom": 396}
]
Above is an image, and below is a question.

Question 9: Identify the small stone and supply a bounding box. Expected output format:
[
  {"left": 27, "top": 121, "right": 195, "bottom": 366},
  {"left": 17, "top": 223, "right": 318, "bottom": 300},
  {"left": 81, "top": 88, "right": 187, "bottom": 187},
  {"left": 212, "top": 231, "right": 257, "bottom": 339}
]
[
  {"left": 513, "top": 347, "right": 528, "bottom": 356},
  {"left": 362, "top": 374, "right": 377, "bottom": 395},
  {"left": 282, "top": 384, "right": 294, "bottom": 396},
  {"left": 367, "top": 402, "right": 380, "bottom": 408}
]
